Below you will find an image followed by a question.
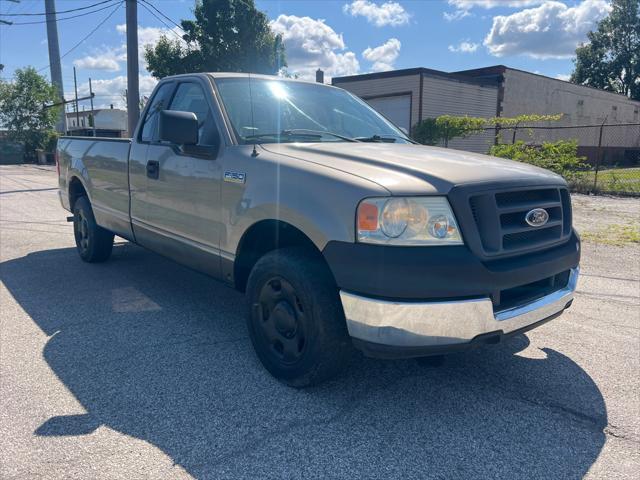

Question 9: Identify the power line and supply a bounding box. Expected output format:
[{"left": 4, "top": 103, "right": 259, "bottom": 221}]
[
  {"left": 137, "top": 0, "right": 187, "bottom": 44},
  {"left": 1, "top": 0, "right": 115, "bottom": 16},
  {"left": 8, "top": 0, "right": 119, "bottom": 25},
  {"left": 37, "top": 1, "right": 124, "bottom": 73},
  {"left": 139, "top": 0, "right": 185, "bottom": 33}
]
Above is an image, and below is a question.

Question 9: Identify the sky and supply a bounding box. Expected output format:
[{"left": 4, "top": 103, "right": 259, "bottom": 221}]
[{"left": 0, "top": 0, "right": 613, "bottom": 109}]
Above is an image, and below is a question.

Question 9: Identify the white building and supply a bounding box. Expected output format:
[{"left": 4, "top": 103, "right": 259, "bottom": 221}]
[{"left": 65, "top": 108, "right": 127, "bottom": 137}]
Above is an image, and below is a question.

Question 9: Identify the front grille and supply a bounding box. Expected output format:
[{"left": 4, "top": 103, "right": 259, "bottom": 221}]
[{"left": 467, "top": 186, "right": 572, "bottom": 257}]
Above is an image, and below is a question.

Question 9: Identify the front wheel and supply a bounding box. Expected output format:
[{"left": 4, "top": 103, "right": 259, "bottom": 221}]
[
  {"left": 73, "top": 196, "right": 114, "bottom": 263},
  {"left": 246, "top": 248, "right": 351, "bottom": 387}
]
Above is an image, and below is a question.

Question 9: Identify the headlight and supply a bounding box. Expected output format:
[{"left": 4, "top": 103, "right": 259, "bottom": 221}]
[{"left": 357, "top": 197, "right": 463, "bottom": 245}]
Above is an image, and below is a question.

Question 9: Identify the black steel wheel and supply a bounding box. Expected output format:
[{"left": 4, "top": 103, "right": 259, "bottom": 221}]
[
  {"left": 255, "top": 276, "right": 309, "bottom": 365},
  {"left": 247, "top": 248, "right": 351, "bottom": 387},
  {"left": 73, "top": 196, "right": 114, "bottom": 263}
]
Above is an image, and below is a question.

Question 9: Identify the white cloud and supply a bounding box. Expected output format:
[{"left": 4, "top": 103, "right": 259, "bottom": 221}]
[
  {"left": 443, "top": 9, "right": 472, "bottom": 21},
  {"left": 362, "top": 38, "right": 401, "bottom": 71},
  {"left": 68, "top": 23, "right": 184, "bottom": 109},
  {"left": 270, "top": 15, "right": 359, "bottom": 80},
  {"left": 444, "top": 0, "right": 544, "bottom": 21},
  {"left": 448, "top": 40, "right": 480, "bottom": 53},
  {"left": 72, "top": 23, "right": 182, "bottom": 84},
  {"left": 484, "top": 0, "right": 611, "bottom": 59},
  {"left": 74, "top": 56, "right": 121, "bottom": 72},
  {"left": 556, "top": 73, "right": 571, "bottom": 81},
  {"left": 343, "top": 1, "right": 410, "bottom": 27},
  {"left": 449, "top": 0, "right": 544, "bottom": 8}
]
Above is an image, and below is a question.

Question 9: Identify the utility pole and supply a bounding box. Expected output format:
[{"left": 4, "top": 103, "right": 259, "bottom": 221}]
[
  {"left": 89, "top": 78, "right": 97, "bottom": 137},
  {"left": 45, "top": 0, "right": 65, "bottom": 133},
  {"left": 73, "top": 66, "right": 80, "bottom": 131},
  {"left": 126, "top": 0, "right": 140, "bottom": 136}
]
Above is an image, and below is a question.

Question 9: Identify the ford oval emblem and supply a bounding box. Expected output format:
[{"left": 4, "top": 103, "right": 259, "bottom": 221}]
[{"left": 525, "top": 208, "right": 549, "bottom": 227}]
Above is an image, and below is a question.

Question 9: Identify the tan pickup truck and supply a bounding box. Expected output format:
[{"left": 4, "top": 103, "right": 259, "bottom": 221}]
[{"left": 57, "top": 73, "right": 580, "bottom": 386}]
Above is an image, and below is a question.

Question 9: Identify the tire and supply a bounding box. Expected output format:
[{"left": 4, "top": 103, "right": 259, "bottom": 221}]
[
  {"left": 246, "top": 247, "right": 351, "bottom": 387},
  {"left": 73, "top": 196, "right": 114, "bottom": 263}
]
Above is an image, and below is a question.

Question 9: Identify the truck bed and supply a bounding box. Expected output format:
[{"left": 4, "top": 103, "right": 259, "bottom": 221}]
[{"left": 58, "top": 136, "right": 133, "bottom": 238}]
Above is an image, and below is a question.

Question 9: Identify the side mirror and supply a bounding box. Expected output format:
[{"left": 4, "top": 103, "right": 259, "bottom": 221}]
[{"left": 159, "top": 110, "right": 198, "bottom": 145}]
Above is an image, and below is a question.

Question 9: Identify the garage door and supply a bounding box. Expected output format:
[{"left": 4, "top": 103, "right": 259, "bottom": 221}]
[{"left": 365, "top": 95, "right": 411, "bottom": 132}]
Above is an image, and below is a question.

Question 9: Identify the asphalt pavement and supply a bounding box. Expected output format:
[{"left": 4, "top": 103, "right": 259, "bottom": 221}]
[{"left": 1, "top": 164, "right": 638, "bottom": 479}]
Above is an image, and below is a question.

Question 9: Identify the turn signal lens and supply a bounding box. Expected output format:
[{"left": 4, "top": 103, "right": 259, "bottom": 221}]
[{"left": 357, "top": 202, "right": 379, "bottom": 231}]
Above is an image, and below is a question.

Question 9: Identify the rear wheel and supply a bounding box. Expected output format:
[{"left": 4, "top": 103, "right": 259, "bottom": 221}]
[
  {"left": 73, "top": 196, "right": 114, "bottom": 263},
  {"left": 246, "top": 248, "right": 351, "bottom": 387}
]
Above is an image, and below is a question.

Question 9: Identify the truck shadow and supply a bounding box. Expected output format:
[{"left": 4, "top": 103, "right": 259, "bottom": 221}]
[{"left": 1, "top": 244, "right": 606, "bottom": 479}]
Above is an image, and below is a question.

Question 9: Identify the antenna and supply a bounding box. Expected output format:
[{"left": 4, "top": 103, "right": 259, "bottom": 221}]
[{"left": 248, "top": 71, "right": 259, "bottom": 157}]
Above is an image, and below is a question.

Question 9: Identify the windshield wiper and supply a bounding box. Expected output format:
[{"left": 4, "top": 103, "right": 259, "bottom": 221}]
[
  {"left": 284, "top": 129, "right": 359, "bottom": 142},
  {"left": 355, "top": 134, "right": 417, "bottom": 144},
  {"left": 244, "top": 129, "right": 359, "bottom": 143}
]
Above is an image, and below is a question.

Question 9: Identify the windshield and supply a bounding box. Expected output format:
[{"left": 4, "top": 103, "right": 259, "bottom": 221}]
[{"left": 214, "top": 77, "right": 411, "bottom": 144}]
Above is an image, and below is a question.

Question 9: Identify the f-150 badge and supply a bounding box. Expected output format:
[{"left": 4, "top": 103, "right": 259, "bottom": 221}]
[{"left": 224, "top": 171, "right": 246, "bottom": 184}]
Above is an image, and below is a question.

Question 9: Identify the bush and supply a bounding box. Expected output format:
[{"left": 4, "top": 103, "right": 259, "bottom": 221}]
[
  {"left": 490, "top": 140, "right": 588, "bottom": 183},
  {"left": 412, "top": 116, "right": 486, "bottom": 146}
]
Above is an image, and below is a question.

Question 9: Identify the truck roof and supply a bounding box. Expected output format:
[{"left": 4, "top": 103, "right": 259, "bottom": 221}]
[{"left": 161, "top": 72, "right": 332, "bottom": 87}]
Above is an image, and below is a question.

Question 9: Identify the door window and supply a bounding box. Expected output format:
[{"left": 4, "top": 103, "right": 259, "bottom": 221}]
[
  {"left": 169, "top": 82, "right": 219, "bottom": 145},
  {"left": 140, "top": 82, "right": 174, "bottom": 142}
]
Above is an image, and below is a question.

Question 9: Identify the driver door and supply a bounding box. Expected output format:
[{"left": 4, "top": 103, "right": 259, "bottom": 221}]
[{"left": 138, "top": 79, "right": 224, "bottom": 277}]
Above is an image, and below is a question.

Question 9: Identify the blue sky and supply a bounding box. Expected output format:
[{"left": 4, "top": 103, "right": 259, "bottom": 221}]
[{"left": 0, "top": 0, "right": 612, "bottom": 108}]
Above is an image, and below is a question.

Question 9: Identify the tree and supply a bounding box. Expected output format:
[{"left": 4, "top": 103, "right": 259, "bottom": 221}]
[
  {"left": 0, "top": 67, "right": 60, "bottom": 159},
  {"left": 144, "top": 0, "right": 286, "bottom": 78},
  {"left": 571, "top": 0, "right": 640, "bottom": 100}
]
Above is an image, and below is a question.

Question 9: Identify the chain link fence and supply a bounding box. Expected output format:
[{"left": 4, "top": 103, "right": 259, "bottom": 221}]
[{"left": 443, "top": 123, "right": 640, "bottom": 196}]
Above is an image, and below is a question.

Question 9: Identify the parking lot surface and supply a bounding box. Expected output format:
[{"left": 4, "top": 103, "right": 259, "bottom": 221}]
[{"left": 1, "top": 164, "right": 639, "bottom": 479}]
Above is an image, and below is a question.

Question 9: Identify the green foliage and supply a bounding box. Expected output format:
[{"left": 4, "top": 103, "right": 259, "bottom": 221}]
[
  {"left": 412, "top": 116, "right": 485, "bottom": 146},
  {"left": 493, "top": 113, "right": 564, "bottom": 127},
  {"left": 144, "top": 0, "right": 286, "bottom": 78},
  {"left": 412, "top": 113, "right": 563, "bottom": 146},
  {"left": 0, "top": 67, "right": 60, "bottom": 160},
  {"left": 571, "top": 0, "right": 639, "bottom": 100},
  {"left": 489, "top": 140, "right": 588, "bottom": 183},
  {"left": 411, "top": 118, "right": 444, "bottom": 145}
]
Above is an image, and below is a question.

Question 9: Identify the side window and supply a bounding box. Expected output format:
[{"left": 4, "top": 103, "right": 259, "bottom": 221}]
[
  {"left": 140, "top": 83, "right": 174, "bottom": 142},
  {"left": 169, "top": 82, "right": 219, "bottom": 145}
]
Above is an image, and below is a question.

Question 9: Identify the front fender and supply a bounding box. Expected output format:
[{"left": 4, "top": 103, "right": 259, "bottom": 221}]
[{"left": 221, "top": 146, "right": 389, "bottom": 257}]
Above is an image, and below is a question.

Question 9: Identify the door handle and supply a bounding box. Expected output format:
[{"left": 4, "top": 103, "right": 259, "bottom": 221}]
[{"left": 146, "top": 160, "right": 159, "bottom": 179}]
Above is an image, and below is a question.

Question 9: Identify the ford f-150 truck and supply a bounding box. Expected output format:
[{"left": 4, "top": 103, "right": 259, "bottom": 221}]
[{"left": 57, "top": 73, "right": 580, "bottom": 387}]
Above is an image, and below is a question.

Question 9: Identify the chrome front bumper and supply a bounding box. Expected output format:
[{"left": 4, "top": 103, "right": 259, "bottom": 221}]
[{"left": 340, "top": 268, "right": 578, "bottom": 349}]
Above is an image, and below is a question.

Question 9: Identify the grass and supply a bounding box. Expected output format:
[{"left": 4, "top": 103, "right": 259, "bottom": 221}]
[
  {"left": 581, "top": 223, "right": 640, "bottom": 246},
  {"left": 572, "top": 167, "right": 640, "bottom": 195}
]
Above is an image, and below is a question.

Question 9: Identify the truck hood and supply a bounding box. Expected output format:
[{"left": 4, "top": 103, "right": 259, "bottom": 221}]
[{"left": 261, "top": 142, "right": 566, "bottom": 194}]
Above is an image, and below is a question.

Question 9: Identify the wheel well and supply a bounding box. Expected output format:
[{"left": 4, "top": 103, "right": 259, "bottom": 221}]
[
  {"left": 68, "top": 177, "right": 87, "bottom": 211},
  {"left": 234, "top": 220, "right": 325, "bottom": 292}
]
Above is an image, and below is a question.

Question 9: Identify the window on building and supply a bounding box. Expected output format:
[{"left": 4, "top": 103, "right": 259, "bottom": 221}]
[{"left": 611, "top": 105, "right": 618, "bottom": 121}]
